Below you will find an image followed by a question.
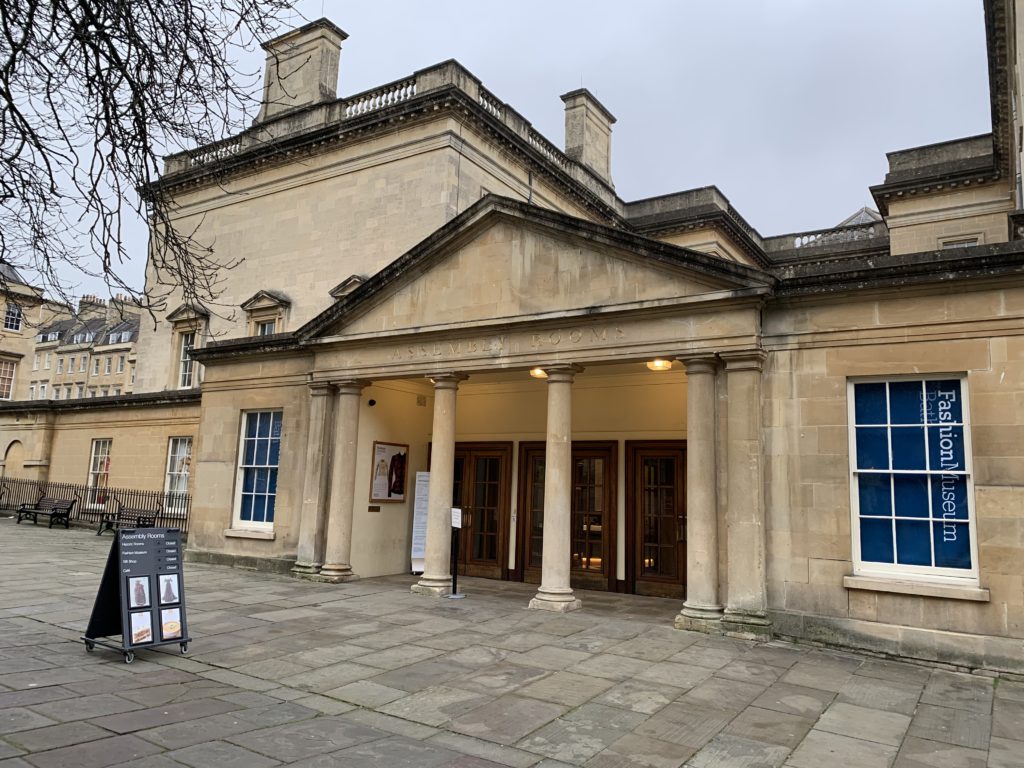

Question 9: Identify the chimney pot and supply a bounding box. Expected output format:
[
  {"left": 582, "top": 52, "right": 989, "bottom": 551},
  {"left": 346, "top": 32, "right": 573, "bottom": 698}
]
[
  {"left": 560, "top": 88, "right": 616, "bottom": 188},
  {"left": 256, "top": 18, "right": 348, "bottom": 123}
]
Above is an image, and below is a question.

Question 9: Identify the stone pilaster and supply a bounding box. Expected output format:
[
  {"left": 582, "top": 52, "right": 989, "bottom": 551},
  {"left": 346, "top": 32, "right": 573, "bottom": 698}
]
[
  {"left": 320, "top": 380, "right": 369, "bottom": 582},
  {"left": 721, "top": 350, "right": 771, "bottom": 637},
  {"left": 412, "top": 373, "right": 467, "bottom": 597},
  {"left": 529, "top": 364, "right": 583, "bottom": 613},
  {"left": 293, "top": 382, "right": 336, "bottom": 576},
  {"left": 676, "top": 355, "right": 723, "bottom": 631}
]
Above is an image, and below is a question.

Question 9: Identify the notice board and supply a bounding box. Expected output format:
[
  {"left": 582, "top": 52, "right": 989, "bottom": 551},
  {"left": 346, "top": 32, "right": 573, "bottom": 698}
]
[{"left": 82, "top": 527, "right": 190, "bottom": 663}]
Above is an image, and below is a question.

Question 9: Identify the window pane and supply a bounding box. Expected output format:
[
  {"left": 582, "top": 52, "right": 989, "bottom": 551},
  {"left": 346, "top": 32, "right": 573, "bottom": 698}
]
[
  {"left": 251, "top": 495, "right": 266, "bottom": 523},
  {"left": 925, "top": 380, "right": 962, "bottom": 424},
  {"left": 269, "top": 437, "right": 280, "bottom": 466},
  {"left": 930, "top": 475, "right": 969, "bottom": 521},
  {"left": 895, "top": 521, "right": 931, "bottom": 566},
  {"left": 254, "top": 439, "right": 268, "bottom": 466},
  {"left": 928, "top": 425, "right": 965, "bottom": 472},
  {"left": 239, "top": 494, "right": 253, "bottom": 521},
  {"left": 889, "top": 381, "right": 924, "bottom": 424},
  {"left": 855, "top": 427, "right": 888, "bottom": 470},
  {"left": 854, "top": 383, "right": 887, "bottom": 424},
  {"left": 271, "top": 412, "right": 283, "bottom": 438},
  {"left": 268, "top": 468, "right": 278, "bottom": 494},
  {"left": 254, "top": 468, "right": 268, "bottom": 493},
  {"left": 933, "top": 522, "right": 971, "bottom": 569},
  {"left": 243, "top": 439, "right": 256, "bottom": 466},
  {"left": 257, "top": 413, "right": 271, "bottom": 438},
  {"left": 893, "top": 475, "right": 928, "bottom": 518},
  {"left": 858, "top": 474, "right": 891, "bottom": 516},
  {"left": 265, "top": 494, "right": 276, "bottom": 523},
  {"left": 891, "top": 427, "right": 925, "bottom": 470},
  {"left": 246, "top": 413, "right": 259, "bottom": 438},
  {"left": 860, "top": 519, "right": 894, "bottom": 563}
]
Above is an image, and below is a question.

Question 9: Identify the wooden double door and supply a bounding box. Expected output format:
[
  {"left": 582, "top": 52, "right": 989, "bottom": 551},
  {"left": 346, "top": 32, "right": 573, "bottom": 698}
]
[{"left": 444, "top": 440, "right": 687, "bottom": 598}]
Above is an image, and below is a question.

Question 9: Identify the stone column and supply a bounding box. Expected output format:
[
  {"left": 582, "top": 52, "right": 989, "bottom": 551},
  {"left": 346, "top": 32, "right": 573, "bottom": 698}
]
[
  {"left": 320, "top": 380, "right": 368, "bottom": 582},
  {"left": 721, "top": 350, "right": 770, "bottom": 636},
  {"left": 412, "top": 373, "right": 467, "bottom": 597},
  {"left": 293, "top": 382, "right": 336, "bottom": 576},
  {"left": 676, "top": 355, "right": 723, "bottom": 629},
  {"left": 529, "top": 364, "right": 583, "bottom": 613}
]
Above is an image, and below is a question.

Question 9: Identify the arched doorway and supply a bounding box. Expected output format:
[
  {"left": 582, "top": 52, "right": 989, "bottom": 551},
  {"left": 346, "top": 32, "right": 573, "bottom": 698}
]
[{"left": 3, "top": 441, "right": 25, "bottom": 478}]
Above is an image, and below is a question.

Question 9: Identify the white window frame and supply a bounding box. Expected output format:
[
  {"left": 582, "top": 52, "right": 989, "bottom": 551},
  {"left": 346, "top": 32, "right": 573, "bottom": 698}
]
[
  {"left": 28, "top": 384, "right": 35, "bottom": 400},
  {"left": 116, "top": 355, "right": 125, "bottom": 373},
  {"left": 256, "top": 319, "right": 276, "bottom": 336},
  {"left": 4, "top": 304, "right": 22, "bottom": 331},
  {"left": 43, "top": 352, "right": 50, "bottom": 369},
  {"left": 79, "top": 356, "right": 87, "bottom": 373},
  {"left": 104, "top": 356, "right": 112, "bottom": 375},
  {"left": 63, "top": 386, "right": 71, "bottom": 400},
  {"left": 232, "top": 410, "right": 283, "bottom": 530},
  {"left": 32, "top": 354, "right": 39, "bottom": 371},
  {"left": 847, "top": 375, "right": 980, "bottom": 585},
  {"left": 38, "top": 382, "right": 46, "bottom": 399},
  {"left": 92, "top": 358, "right": 99, "bottom": 375},
  {"left": 87, "top": 438, "right": 112, "bottom": 507},
  {"left": 57, "top": 357, "right": 64, "bottom": 374},
  {"left": 76, "top": 385, "right": 84, "bottom": 398},
  {"left": 178, "top": 331, "right": 196, "bottom": 389},
  {"left": 0, "top": 360, "right": 15, "bottom": 400},
  {"left": 165, "top": 437, "right": 192, "bottom": 516}
]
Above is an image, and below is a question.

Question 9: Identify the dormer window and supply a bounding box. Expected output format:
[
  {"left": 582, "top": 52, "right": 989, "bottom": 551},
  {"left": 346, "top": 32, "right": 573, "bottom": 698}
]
[{"left": 241, "top": 290, "right": 290, "bottom": 338}]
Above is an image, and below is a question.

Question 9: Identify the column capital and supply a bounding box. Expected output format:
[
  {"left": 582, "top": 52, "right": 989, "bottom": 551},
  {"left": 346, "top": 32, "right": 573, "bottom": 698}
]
[
  {"left": 543, "top": 363, "right": 583, "bottom": 383},
  {"left": 333, "top": 379, "right": 370, "bottom": 396},
  {"left": 429, "top": 372, "right": 468, "bottom": 390},
  {"left": 676, "top": 354, "right": 719, "bottom": 375},
  {"left": 308, "top": 381, "right": 336, "bottom": 397},
  {"left": 719, "top": 349, "right": 767, "bottom": 372}
]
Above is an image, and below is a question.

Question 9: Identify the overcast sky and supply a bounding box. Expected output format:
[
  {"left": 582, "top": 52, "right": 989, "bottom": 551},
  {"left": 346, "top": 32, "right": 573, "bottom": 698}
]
[{"left": 108, "top": 0, "right": 989, "bottom": 297}]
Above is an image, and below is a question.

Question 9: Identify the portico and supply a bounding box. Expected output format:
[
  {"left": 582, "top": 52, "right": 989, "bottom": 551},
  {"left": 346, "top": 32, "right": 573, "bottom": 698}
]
[{"left": 270, "top": 196, "right": 776, "bottom": 623}]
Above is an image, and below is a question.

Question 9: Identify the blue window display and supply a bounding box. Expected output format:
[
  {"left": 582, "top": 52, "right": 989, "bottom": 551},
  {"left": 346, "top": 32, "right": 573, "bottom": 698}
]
[
  {"left": 238, "top": 411, "right": 283, "bottom": 524},
  {"left": 852, "top": 379, "right": 972, "bottom": 575}
]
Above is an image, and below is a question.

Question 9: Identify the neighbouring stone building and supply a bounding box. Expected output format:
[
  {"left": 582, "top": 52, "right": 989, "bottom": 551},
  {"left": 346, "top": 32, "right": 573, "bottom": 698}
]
[{"left": 3, "top": 1, "right": 1024, "bottom": 672}]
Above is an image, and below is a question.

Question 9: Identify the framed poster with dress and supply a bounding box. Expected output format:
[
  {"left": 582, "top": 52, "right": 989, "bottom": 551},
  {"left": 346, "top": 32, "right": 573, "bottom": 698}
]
[{"left": 370, "top": 441, "right": 408, "bottom": 503}]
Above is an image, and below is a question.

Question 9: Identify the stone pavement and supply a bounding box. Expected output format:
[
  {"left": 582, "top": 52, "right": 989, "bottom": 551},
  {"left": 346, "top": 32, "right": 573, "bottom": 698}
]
[{"left": 0, "top": 518, "right": 1021, "bottom": 768}]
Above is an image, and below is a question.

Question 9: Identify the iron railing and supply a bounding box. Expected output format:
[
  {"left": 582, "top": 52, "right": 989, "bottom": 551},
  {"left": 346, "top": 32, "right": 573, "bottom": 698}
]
[{"left": 0, "top": 476, "right": 191, "bottom": 534}]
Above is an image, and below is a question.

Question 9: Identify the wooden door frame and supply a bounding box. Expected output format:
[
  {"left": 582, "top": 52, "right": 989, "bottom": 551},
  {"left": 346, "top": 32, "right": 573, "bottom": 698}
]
[
  {"left": 514, "top": 440, "right": 618, "bottom": 591},
  {"left": 429, "top": 441, "right": 514, "bottom": 580},
  {"left": 625, "top": 440, "right": 687, "bottom": 597}
]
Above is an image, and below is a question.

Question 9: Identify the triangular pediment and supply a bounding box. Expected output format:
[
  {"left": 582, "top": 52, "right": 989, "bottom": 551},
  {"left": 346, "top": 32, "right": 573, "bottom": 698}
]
[{"left": 301, "top": 197, "right": 773, "bottom": 340}]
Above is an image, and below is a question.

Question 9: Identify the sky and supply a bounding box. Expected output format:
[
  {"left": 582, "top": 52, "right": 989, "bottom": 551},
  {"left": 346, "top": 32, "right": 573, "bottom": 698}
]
[{"left": 108, "top": 0, "right": 991, "bottom": 298}]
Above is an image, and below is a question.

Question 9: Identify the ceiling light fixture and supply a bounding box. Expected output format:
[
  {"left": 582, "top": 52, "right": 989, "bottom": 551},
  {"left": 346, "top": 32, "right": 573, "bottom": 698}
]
[
  {"left": 646, "top": 359, "right": 673, "bottom": 372},
  {"left": 529, "top": 367, "right": 548, "bottom": 379}
]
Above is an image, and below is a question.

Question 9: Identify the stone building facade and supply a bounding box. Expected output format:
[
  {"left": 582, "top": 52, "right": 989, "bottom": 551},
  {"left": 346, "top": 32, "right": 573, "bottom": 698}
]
[{"left": 2, "top": 2, "right": 1024, "bottom": 673}]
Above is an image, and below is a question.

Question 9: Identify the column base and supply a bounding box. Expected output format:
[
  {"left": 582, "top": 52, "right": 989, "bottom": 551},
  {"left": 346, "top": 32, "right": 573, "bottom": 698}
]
[
  {"left": 675, "top": 602, "right": 724, "bottom": 634},
  {"left": 528, "top": 589, "right": 582, "bottom": 613},
  {"left": 317, "top": 564, "right": 359, "bottom": 583},
  {"left": 291, "top": 562, "right": 322, "bottom": 577},
  {"left": 722, "top": 610, "right": 773, "bottom": 640},
  {"left": 411, "top": 575, "right": 452, "bottom": 597}
]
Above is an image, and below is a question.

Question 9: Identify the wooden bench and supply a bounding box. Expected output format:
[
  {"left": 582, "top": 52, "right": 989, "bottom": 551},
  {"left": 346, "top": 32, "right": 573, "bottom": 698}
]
[
  {"left": 97, "top": 506, "right": 158, "bottom": 535},
  {"left": 17, "top": 497, "right": 76, "bottom": 529}
]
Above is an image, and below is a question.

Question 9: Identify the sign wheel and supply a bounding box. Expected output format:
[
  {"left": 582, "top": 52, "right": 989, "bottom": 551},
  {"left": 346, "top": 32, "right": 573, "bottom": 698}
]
[
  {"left": 124, "top": 651, "right": 135, "bottom": 664},
  {"left": 84, "top": 640, "right": 95, "bottom": 652},
  {"left": 179, "top": 642, "right": 188, "bottom": 654}
]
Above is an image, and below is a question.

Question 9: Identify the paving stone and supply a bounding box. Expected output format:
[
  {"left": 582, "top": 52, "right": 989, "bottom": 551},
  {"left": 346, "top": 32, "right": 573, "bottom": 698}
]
[
  {"left": 993, "top": 698, "right": 1024, "bottom": 739},
  {"left": 815, "top": 702, "right": 911, "bottom": 747},
  {"left": 369, "top": 659, "right": 474, "bottom": 692},
  {"left": 491, "top": 633, "right": 565, "bottom": 653},
  {"left": 569, "top": 654, "right": 655, "bottom": 682},
  {"left": 605, "top": 636, "right": 696, "bottom": 663},
  {"left": 724, "top": 705, "right": 813, "bottom": 748},
  {"left": 837, "top": 675, "right": 923, "bottom": 716},
  {"left": 688, "top": 733, "right": 790, "bottom": 768},
  {"left": 517, "top": 671, "right": 615, "bottom": 708},
  {"left": 0, "top": 708, "right": 58, "bottom": 735},
  {"left": 636, "top": 661, "right": 713, "bottom": 690},
  {"left": 443, "top": 646, "right": 512, "bottom": 668},
  {"left": 714, "top": 660, "right": 782, "bottom": 688},
  {"left": 892, "top": 735, "right": 987, "bottom": 768},
  {"left": 277, "top": 643, "right": 372, "bottom": 667},
  {"left": 290, "top": 694, "right": 355, "bottom": 715},
  {"left": 780, "top": 661, "right": 854, "bottom": 693},
  {"left": 676, "top": 678, "right": 764, "bottom": 715},
  {"left": 168, "top": 739, "right": 281, "bottom": 768},
  {"left": 428, "top": 731, "right": 543, "bottom": 768},
  {"left": 995, "top": 680, "right": 1024, "bottom": 703},
  {"left": 19, "top": 734, "right": 163, "bottom": 768},
  {"left": 667, "top": 646, "right": 736, "bottom": 671},
  {"left": 278, "top": 661, "right": 380, "bottom": 693},
  {"left": 855, "top": 659, "right": 932, "bottom": 686},
  {"left": 593, "top": 678, "right": 682, "bottom": 714},
  {"left": 309, "top": 735, "right": 461, "bottom": 768},
  {"left": 454, "top": 662, "right": 550, "bottom": 696},
  {"left": 585, "top": 732, "right": 694, "bottom": 767},
  {"left": 357, "top": 643, "right": 444, "bottom": 671},
  {"left": 632, "top": 701, "right": 734, "bottom": 750},
  {"left": 0, "top": 668, "right": 100, "bottom": 692},
  {"left": 4, "top": 721, "right": 110, "bottom": 752},
  {"left": 920, "top": 671, "right": 994, "bottom": 715},
  {"left": 230, "top": 658, "right": 311, "bottom": 681},
  {"left": 88, "top": 696, "right": 238, "bottom": 734},
  {"left": 786, "top": 730, "right": 898, "bottom": 768},
  {"left": 908, "top": 703, "right": 991, "bottom": 750},
  {"left": 986, "top": 736, "right": 1024, "bottom": 768},
  {"left": 739, "top": 643, "right": 805, "bottom": 670},
  {"left": 517, "top": 703, "right": 647, "bottom": 764},
  {"left": 323, "top": 679, "right": 407, "bottom": 707},
  {"left": 107, "top": 756, "right": 184, "bottom": 768},
  {"left": 226, "top": 715, "right": 386, "bottom": 762},
  {"left": 198, "top": 669, "right": 280, "bottom": 692},
  {"left": 342, "top": 708, "right": 439, "bottom": 739},
  {"left": 0, "top": 743, "right": 24, "bottom": 760},
  {"left": 29, "top": 693, "right": 139, "bottom": 722},
  {"left": 0, "top": 688, "right": 76, "bottom": 711},
  {"left": 449, "top": 695, "right": 566, "bottom": 745},
  {"left": 749, "top": 682, "right": 834, "bottom": 719},
  {"left": 379, "top": 686, "right": 490, "bottom": 726},
  {"left": 507, "top": 646, "right": 592, "bottom": 671}
]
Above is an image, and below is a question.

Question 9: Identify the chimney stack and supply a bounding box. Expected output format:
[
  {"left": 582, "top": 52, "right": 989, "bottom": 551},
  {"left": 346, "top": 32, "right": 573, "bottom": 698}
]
[
  {"left": 256, "top": 18, "right": 348, "bottom": 123},
  {"left": 561, "top": 89, "right": 616, "bottom": 188}
]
